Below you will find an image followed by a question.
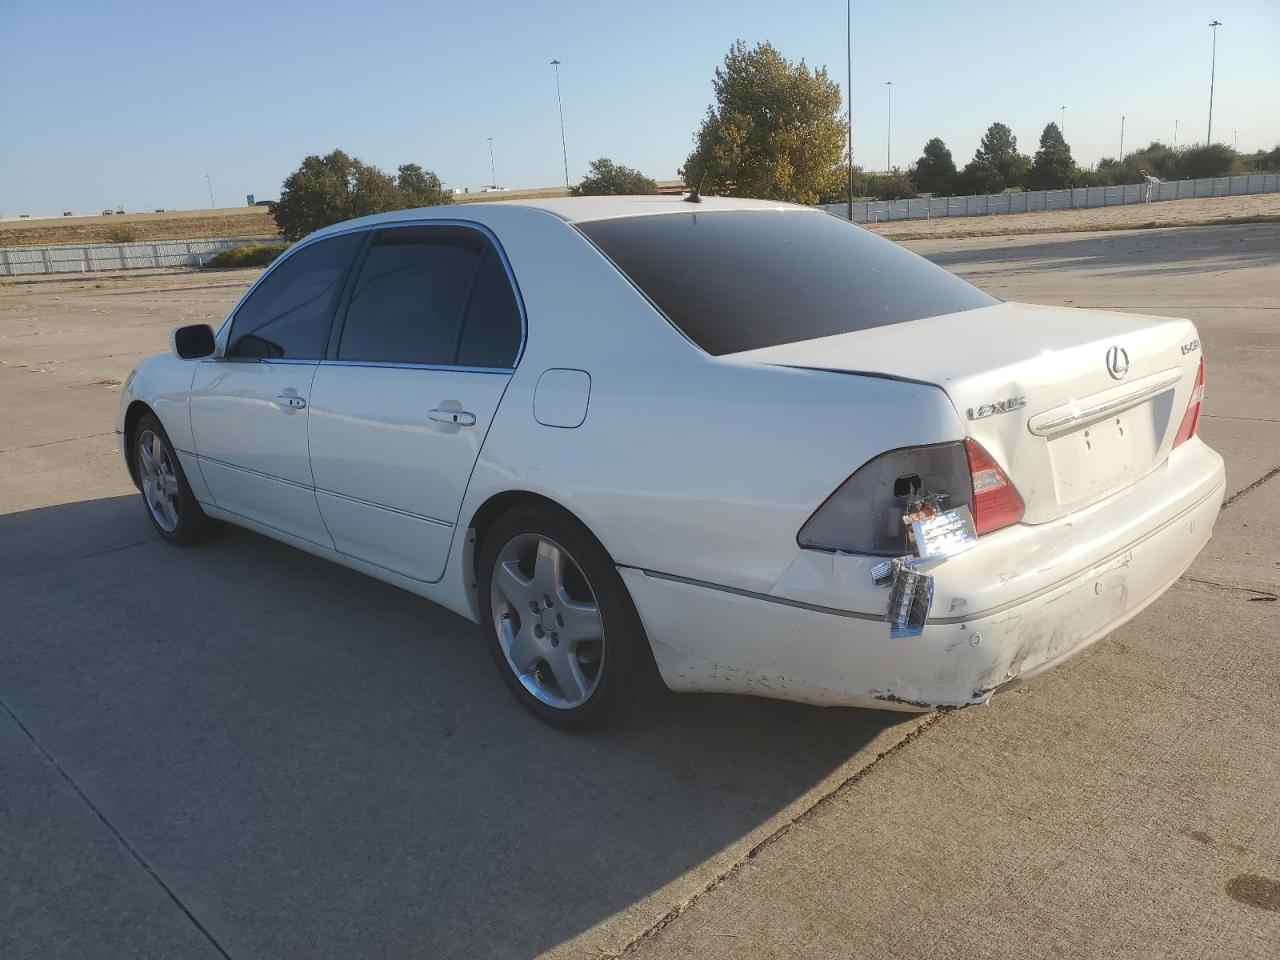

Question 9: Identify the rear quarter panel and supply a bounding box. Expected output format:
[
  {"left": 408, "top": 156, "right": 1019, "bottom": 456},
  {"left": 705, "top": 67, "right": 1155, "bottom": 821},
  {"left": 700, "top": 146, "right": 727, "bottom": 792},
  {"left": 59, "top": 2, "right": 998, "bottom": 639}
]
[{"left": 446, "top": 207, "right": 965, "bottom": 616}]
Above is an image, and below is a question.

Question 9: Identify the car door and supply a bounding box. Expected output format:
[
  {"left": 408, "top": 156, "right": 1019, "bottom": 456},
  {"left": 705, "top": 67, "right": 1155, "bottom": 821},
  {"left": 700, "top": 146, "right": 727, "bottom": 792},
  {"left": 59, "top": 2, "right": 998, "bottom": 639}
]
[
  {"left": 307, "top": 224, "right": 524, "bottom": 582},
  {"left": 189, "top": 231, "right": 365, "bottom": 547}
]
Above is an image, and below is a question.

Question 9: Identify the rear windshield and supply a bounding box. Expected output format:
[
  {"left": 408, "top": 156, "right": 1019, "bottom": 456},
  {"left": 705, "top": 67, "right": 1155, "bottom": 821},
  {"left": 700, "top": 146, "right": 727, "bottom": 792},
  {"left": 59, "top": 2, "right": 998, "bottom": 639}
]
[{"left": 577, "top": 209, "right": 997, "bottom": 355}]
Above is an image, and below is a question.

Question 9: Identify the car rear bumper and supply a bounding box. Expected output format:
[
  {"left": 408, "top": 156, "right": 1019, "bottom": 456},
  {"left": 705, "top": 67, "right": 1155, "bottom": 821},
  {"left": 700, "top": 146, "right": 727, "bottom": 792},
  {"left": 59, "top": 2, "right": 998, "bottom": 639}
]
[{"left": 620, "top": 439, "right": 1225, "bottom": 710}]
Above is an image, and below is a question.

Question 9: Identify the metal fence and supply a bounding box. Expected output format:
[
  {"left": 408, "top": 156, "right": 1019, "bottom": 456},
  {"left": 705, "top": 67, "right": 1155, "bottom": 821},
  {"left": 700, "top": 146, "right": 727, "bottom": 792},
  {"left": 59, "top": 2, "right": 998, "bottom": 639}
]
[
  {"left": 0, "top": 236, "right": 278, "bottom": 277},
  {"left": 820, "top": 173, "right": 1280, "bottom": 223}
]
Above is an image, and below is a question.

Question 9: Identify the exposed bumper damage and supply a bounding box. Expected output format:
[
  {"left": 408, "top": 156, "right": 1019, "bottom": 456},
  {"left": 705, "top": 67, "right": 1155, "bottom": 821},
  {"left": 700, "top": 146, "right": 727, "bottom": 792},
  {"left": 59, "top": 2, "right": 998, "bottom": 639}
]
[{"left": 621, "top": 440, "right": 1226, "bottom": 712}]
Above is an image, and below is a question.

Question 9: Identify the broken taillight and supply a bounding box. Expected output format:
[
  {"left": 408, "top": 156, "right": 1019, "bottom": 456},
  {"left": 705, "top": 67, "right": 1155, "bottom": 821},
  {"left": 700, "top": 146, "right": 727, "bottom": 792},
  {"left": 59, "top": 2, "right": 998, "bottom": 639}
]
[
  {"left": 964, "top": 439, "right": 1024, "bottom": 535},
  {"left": 1172, "top": 357, "right": 1205, "bottom": 448}
]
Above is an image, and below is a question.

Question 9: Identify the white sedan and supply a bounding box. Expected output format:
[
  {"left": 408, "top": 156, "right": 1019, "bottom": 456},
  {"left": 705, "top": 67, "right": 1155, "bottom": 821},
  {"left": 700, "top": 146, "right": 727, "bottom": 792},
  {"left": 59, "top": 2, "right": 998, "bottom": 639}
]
[{"left": 117, "top": 196, "right": 1225, "bottom": 727}]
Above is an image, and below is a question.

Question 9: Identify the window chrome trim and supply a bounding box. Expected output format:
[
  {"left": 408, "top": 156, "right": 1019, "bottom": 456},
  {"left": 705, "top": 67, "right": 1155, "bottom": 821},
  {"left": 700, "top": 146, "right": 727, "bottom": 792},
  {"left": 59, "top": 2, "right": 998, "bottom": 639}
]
[
  {"left": 318, "top": 359, "right": 514, "bottom": 375},
  {"left": 214, "top": 217, "right": 527, "bottom": 371}
]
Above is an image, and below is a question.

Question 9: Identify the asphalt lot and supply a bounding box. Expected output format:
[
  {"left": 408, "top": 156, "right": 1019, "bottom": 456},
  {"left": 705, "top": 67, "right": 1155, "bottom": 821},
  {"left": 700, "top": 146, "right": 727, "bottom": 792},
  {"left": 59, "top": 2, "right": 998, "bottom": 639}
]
[{"left": 1, "top": 223, "right": 1277, "bottom": 959}]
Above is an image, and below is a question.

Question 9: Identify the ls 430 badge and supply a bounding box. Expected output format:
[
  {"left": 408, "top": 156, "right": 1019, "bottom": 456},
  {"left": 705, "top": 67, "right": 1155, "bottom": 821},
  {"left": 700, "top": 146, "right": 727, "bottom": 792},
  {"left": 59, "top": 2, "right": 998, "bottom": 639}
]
[{"left": 966, "top": 396, "right": 1027, "bottom": 420}]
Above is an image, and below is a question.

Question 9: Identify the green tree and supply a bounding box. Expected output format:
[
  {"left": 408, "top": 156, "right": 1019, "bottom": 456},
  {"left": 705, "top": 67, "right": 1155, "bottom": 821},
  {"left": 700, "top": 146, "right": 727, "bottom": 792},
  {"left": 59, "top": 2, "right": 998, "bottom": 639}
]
[
  {"left": 1176, "top": 143, "right": 1239, "bottom": 179},
  {"left": 571, "top": 158, "right": 658, "bottom": 196},
  {"left": 396, "top": 163, "right": 450, "bottom": 207},
  {"left": 272, "top": 149, "right": 451, "bottom": 241},
  {"left": 681, "top": 40, "right": 847, "bottom": 204},
  {"left": 959, "top": 122, "right": 1030, "bottom": 194},
  {"left": 1026, "top": 122, "right": 1076, "bottom": 190},
  {"left": 910, "top": 137, "right": 957, "bottom": 196}
]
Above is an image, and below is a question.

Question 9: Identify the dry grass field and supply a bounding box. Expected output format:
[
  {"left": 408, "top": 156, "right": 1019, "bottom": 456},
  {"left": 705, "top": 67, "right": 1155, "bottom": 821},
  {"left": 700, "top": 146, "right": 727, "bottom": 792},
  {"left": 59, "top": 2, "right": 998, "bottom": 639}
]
[{"left": 0, "top": 206, "right": 278, "bottom": 247}]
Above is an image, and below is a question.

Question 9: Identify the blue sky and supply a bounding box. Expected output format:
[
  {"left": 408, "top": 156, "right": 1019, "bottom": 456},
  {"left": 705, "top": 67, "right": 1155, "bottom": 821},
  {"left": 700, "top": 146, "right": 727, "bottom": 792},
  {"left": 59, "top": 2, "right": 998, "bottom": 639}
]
[{"left": 2, "top": 0, "right": 1277, "bottom": 216}]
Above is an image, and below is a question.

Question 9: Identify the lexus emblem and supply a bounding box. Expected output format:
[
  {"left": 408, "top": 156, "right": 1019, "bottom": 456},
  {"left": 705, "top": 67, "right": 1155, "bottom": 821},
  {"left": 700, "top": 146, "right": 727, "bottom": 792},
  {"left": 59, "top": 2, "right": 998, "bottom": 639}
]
[{"left": 1106, "top": 345, "right": 1130, "bottom": 380}]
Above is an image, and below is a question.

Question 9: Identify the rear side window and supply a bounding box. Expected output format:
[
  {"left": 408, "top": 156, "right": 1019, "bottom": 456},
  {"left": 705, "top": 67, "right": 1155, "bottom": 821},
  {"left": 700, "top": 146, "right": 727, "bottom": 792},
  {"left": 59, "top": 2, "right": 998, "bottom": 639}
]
[
  {"left": 577, "top": 210, "right": 997, "bottom": 356},
  {"left": 337, "top": 226, "right": 522, "bottom": 368},
  {"left": 457, "top": 244, "right": 522, "bottom": 368},
  {"left": 227, "top": 232, "right": 363, "bottom": 360}
]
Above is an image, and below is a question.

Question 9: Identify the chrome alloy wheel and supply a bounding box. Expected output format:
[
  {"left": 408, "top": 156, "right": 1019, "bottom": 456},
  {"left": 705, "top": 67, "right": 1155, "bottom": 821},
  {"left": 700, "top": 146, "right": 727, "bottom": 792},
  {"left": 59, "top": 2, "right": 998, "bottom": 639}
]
[
  {"left": 489, "top": 533, "right": 606, "bottom": 709},
  {"left": 137, "top": 429, "right": 180, "bottom": 532}
]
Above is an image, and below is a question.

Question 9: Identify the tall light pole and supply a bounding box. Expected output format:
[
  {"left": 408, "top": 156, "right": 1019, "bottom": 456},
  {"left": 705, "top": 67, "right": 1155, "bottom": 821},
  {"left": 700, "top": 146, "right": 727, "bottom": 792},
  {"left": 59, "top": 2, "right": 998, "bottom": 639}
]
[
  {"left": 486, "top": 137, "right": 497, "bottom": 188},
  {"left": 1120, "top": 115, "right": 1126, "bottom": 159},
  {"left": 846, "top": 0, "right": 854, "bottom": 219},
  {"left": 550, "top": 59, "right": 569, "bottom": 190},
  {"left": 1060, "top": 105, "right": 1066, "bottom": 137},
  {"left": 205, "top": 174, "right": 215, "bottom": 208},
  {"left": 1207, "top": 20, "right": 1222, "bottom": 145},
  {"left": 885, "top": 81, "right": 893, "bottom": 171},
  {"left": 1174, "top": 119, "right": 1179, "bottom": 148}
]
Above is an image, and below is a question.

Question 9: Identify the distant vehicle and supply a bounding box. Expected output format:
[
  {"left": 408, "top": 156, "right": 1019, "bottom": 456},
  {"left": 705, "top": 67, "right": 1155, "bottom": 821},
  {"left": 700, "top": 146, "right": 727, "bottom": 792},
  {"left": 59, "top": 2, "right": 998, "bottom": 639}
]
[
  {"left": 480, "top": 186, "right": 509, "bottom": 193},
  {"left": 102, "top": 210, "right": 114, "bottom": 216},
  {"left": 117, "top": 196, "right": 1223, "bottom": 728},
  {"left": 63, "top": 212, "right": 74, "bottom": 217},
  {"left": 252, "top": 200, "right": 275, "bottom": 207}
]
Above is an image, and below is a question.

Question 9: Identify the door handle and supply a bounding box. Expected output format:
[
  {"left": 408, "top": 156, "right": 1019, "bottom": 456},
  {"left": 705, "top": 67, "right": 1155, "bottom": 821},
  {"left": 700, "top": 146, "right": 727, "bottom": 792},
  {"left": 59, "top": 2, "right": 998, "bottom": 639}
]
[
  {"left": 274, "top": 394, "right": 307, "bottom": 410},
  {"left": 428, "top": 408, "right": 476, "bottom": 426}
]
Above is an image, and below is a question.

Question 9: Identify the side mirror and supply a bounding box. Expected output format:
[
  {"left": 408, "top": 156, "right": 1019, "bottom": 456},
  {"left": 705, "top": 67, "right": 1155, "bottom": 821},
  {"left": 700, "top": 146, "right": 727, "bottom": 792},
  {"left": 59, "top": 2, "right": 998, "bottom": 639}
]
[{"left": 170, "top": 324, "right": 216, "bottom": 360}]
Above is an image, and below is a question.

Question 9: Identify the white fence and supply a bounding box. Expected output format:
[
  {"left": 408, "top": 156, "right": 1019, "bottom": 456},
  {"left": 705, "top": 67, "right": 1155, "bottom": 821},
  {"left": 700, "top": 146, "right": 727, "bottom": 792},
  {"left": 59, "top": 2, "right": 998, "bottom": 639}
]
[
  {"left": 0, "top": 236, "right": 277, "bottom": 277},
  {"left": 820, "top": 173, "right": 1280, "bottom": 223}
]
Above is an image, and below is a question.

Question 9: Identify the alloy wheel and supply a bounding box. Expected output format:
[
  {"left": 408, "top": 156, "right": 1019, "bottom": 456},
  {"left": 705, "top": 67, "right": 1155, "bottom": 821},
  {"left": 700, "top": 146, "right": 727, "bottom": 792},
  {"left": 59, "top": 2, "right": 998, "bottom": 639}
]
[
  {"left": 489, "top": 533, "right": 606, "bottom": 709},
  {"left": 137, "top": 429, "right": 180, "bottom": 532}
]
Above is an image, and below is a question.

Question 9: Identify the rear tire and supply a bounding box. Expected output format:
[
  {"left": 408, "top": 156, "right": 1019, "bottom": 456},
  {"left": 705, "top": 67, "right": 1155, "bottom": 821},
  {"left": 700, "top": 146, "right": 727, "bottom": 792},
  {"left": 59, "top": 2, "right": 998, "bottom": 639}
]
[
  {"left": 479, "top": 504, "right": 658, "bottom": 729},
  {"left": 133, "top": 413, "right": 213, "bottom": 546}
]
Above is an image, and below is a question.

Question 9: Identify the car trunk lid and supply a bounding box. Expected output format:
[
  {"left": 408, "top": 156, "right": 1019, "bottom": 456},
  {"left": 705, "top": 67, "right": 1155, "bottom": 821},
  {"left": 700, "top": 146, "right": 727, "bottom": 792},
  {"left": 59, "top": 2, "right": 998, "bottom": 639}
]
[{"left": 729, "top": 301, "right": 1202, "bottom": 523}]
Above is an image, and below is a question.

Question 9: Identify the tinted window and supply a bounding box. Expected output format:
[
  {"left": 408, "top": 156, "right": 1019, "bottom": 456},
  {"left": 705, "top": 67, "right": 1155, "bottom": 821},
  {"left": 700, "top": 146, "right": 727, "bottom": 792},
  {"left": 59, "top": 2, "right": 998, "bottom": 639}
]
[
  {"left": 228, "top": 232, "right": 362, "bottom": 359},
  {"left": 577, "top": 210, "right": 998, "bottom": 356},
  {"left": 338, "top": 227, "right": 484, "bottom": 365},
  {"left": 338, "top": 226, "right": 522, "bottom": 368},
  {"left": 457, "top": 244, "right": 522, "bottom": 368}
]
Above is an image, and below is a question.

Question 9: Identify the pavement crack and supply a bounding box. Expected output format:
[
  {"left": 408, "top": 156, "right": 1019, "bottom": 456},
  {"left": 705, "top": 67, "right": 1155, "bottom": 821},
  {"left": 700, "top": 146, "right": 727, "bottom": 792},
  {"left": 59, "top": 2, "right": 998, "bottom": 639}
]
[
  {"left": 0, "top": 431, "right": 113, "bottom": 454},
  {"left": 1223, "top": 463, "right": 1280, "bottom": 509},
  {"left": 1180, "top": 574, "right": 1279, "bottom": 599},
  {"left": 0, "top": 696, "right": 234, "bottom": 960},
  {"left": 608, "top": 713, "right": 946, "bottom": 958}
]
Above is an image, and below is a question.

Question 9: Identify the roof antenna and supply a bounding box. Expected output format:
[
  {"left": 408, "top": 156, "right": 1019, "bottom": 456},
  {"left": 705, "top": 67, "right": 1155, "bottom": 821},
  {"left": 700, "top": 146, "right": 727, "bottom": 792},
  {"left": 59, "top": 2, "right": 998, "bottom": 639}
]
[{"left": 684, "top": 174, "right": 705, "bottom": 203}]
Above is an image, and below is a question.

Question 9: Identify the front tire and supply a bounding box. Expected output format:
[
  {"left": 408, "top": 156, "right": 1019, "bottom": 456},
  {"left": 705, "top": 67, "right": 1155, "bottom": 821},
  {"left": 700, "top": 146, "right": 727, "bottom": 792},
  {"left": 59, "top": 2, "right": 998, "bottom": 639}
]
[
  {"left": 133, "top": 413, "right": 212, "bottom": 545},
  {"left": 479, "top": 505, "right": 657, "bottom": 729}
]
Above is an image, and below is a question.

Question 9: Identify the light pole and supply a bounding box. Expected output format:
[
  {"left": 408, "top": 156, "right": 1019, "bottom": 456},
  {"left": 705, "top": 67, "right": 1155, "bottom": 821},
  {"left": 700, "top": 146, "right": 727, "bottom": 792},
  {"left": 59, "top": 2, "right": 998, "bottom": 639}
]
[
  {"left": 846, "top": 0, "right": 853, "bottom": 219},
  {"left": 205, "top": 174, "right": 215, "bottom": 208},
  {"left": 1120, "top": 115, "right": 1125, "bottom": 159},
  {"left": 1207, "top": 20, "right": 1222, "bottom": 145},
  {"left": 550, "top": 59, "right": 569, "bottom": 190},
  {"left": 1174, "top": 119, "right": 1179, "bottom": 148},
  {"left": 885, "top": 80, "right": 893, "bottom": 171},
  {"left": 1060, "top": 105, "right": 1066, "bottom": 137},
  {"left": 487, "top": 137, "right": 497, "bottom": 189}
]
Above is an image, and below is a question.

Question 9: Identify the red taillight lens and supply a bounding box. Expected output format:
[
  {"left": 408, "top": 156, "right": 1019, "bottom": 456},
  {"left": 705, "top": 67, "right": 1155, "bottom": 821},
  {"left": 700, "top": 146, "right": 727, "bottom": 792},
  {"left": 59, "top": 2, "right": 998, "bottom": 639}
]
[
  {"left": 1172, "top": 357, "right": 1205, "bottom": 448},
  {"left": 964, "top": 439, "right": 1024, "bottom": 535}
]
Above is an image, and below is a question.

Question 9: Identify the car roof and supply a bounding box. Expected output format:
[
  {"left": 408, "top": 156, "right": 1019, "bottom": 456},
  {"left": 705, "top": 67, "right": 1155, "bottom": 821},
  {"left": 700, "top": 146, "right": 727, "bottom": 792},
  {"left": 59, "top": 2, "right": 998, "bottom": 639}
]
[
  {"left": 305, "top": 195, "right": 817, "bottom": 242},
  {"left": 493, "top": 194, "right": 814, "bottom": 223}
]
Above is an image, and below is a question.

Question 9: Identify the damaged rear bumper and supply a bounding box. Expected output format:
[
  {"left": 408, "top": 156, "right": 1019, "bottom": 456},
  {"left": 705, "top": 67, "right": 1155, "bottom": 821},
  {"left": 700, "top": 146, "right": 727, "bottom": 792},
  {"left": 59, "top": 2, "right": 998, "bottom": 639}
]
[{"left": 620, "top": 439, "right": 1225, "bottom": 711}]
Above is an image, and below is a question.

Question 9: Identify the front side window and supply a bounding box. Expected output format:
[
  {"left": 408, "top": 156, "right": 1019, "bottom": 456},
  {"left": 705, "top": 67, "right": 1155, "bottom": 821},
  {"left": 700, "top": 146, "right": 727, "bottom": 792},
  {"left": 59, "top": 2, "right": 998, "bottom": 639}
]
[
  {"left": 227, "top": 232, "right": 363, "bottom": 359},
  {"left": 337, "top": 226, "right": 522, "bottom": 368},
  {"left": 577, "top": 209, "right": 998, "bottom": 356}
]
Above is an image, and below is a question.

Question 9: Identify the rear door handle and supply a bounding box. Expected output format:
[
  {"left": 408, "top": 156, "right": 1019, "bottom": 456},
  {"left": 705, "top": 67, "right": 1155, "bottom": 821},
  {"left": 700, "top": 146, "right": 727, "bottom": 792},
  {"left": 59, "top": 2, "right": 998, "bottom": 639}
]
[
  {"left": 275, "top": 394, "right": 307, "bottom": 409},
  {"left": 428, "top": 408, "right": 476, "bottom": 426}
]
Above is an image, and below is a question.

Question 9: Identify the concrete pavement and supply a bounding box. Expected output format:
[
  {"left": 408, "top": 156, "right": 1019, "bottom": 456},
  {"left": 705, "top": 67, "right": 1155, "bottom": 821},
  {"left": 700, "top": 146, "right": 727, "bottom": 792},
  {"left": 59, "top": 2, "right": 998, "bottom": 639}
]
[{"left": 1, "top": 224, "right": 1277, "bottom": 958}]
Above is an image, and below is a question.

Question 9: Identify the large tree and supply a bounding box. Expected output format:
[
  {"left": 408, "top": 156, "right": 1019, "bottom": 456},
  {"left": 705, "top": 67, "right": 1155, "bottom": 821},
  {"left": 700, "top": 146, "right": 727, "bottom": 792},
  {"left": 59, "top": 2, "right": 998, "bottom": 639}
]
[
  {"left": 1026, "top": 122, "right": 1075, "bottom": 190},
  {"left": 910, "top": 137, "right": 957, "bottom": 196},
  {"left": 572, "top": 158, "right": 658, "bottom": 196},
  {"left": 396, "top": 163, "right": 451, "bottom": 207},
  {"left": 681, "top": 40, "right": 847, "bottom": 204},
  {"left": 273, "top": 149, "right": 451, "bottom": 240},
  {"left": 959, "top": 122, "right": 1030, "bottom": 194}
]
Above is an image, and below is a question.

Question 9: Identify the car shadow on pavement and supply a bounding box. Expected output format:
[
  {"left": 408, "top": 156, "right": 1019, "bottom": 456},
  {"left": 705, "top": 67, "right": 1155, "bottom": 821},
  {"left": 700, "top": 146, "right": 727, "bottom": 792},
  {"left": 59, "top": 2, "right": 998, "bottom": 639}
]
[{"left": 0, "top": 495, "right": 902, "bottom": 960}]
